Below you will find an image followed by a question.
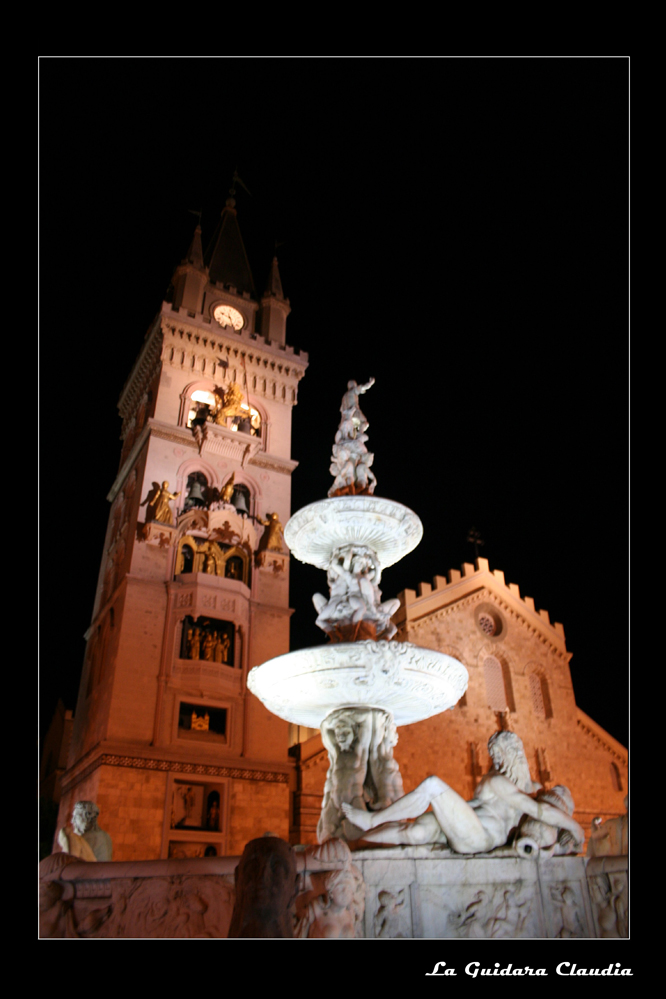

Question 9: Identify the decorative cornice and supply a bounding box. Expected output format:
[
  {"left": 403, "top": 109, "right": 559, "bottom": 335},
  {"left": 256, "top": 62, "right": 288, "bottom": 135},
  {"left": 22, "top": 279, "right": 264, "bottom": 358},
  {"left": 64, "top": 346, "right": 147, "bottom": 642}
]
[
  {"left": 160, "top": 303, "right": 308, "bottom": 368},
  {"left": 61, "top": 752, "right": 289, "bottom": 793},
  {"left": 118, "top": 318, "right": 163, "bottom": 420},
  {"left": 161, "top": 315, "right": 307, "bottom": 408},
  {"left": 576, "top": 710, "right": 627, "bottom": 764},
  {"left": 247, "top": 453, "right": 298, "bottom": 476},
  {"left": 407, "top": 584, "right": 569, "bottom": 661}
]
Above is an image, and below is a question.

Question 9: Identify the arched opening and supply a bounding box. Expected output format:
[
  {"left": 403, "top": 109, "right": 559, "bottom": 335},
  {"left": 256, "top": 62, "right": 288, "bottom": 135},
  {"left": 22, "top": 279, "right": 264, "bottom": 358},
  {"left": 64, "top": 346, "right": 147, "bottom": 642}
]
[
  {"left": 186, "top": 387, "right": 262, "bottom": 437},
  {"left": 483, "top": 655, "right": 514, "bottom": 712},
  {"left": 183, "top": 471, "right": 209, "bottom": 511},
  {"left": 528, "top": 671, "right": 553, "bottom": 720}
]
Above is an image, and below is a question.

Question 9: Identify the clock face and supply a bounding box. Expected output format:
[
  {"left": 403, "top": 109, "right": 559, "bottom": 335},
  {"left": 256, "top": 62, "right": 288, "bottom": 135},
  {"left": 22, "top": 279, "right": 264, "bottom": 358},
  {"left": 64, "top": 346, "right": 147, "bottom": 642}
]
[{"left": 213, "top": 304, "right": 245, "bottom": 331}]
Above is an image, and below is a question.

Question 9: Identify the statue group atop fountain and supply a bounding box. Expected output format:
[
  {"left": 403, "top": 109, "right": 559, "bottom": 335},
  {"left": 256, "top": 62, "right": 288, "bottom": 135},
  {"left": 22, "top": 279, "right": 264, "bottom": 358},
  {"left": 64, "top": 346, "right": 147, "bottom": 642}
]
[
  {"left": 328, "top": 378, "right": 377, "bottom": 497},
  {"left": 249, "top": 378, "right": 468, "bottom": 843}
]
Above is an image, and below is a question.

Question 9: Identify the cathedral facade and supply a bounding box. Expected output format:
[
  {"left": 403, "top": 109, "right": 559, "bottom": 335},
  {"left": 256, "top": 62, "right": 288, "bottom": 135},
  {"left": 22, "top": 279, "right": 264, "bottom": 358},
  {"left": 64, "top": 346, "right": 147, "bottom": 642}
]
[{"left": 291, "top": 559, "right": 627, "bottom": 845}]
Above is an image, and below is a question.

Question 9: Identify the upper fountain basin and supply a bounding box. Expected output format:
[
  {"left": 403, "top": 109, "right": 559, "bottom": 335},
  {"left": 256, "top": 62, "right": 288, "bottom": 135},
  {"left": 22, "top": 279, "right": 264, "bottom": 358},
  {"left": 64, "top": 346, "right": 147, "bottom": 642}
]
[{"left": 284, "top": 496, "right": 423, "bottom": 570}]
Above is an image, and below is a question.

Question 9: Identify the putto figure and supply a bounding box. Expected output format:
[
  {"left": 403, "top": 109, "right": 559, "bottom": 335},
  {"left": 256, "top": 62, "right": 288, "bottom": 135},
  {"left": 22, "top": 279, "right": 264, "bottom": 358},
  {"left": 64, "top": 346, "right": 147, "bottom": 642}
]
[
  {"left": 294, "top": 839, "right": 365, "bottom": 939},
  {"left": 312, "top": 544, "right": 400, "bottom": 641},
  {"left": 342, "top": 731, "right": 584, "bottom": 855}
]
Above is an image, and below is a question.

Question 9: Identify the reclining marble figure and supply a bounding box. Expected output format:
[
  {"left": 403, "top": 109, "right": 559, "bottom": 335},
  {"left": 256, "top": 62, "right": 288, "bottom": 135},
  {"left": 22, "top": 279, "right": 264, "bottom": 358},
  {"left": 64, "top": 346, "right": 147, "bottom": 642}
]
[{"left": 342, "top": 731, "right": 584, "bottom": 855}]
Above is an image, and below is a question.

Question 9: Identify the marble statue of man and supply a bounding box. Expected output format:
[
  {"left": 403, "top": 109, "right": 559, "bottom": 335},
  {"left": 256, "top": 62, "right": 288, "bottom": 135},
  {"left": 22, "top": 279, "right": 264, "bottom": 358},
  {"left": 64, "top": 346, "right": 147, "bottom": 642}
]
[
  {"left": 342, "top": 731, "right": 585, "bottom": 855},
  {"left": 318, "top": 709, "right": 374, "bottom": 842},
  {"left": 336, "top": 378, "right": 375, "bottom": 442},
  {"left": 58, "top": 801, "right": 113, "bottom": 862}
]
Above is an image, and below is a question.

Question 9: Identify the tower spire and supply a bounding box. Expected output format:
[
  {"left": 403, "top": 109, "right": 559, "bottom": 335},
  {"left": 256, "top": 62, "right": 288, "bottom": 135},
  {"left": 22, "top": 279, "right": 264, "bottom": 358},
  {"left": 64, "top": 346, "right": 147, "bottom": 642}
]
[{"left": 204, "top": 174, "right": 256, "bottom": 298}]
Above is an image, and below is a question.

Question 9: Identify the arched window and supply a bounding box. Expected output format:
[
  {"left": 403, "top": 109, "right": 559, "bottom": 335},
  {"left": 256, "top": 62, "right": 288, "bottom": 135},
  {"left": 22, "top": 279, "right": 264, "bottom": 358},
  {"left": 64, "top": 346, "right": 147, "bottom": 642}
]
[
  {"left": 175, "top": 536, "right": 198, "bottom": 576},
  {"left": 230, "top": 482, "right": 251, "bottom": 516},
  {"left": 186, "top": 387, "right": 262, "bottom": 437},
  {"left": 527, "top": 668, "right": 552, "bottom": 720},
  {"left": 529, "top": 674, "right": 545, "bottom": 718},
  {"left": 484, "top": 656, "right": 508, "bottom": 711},
  {"left": 610, "top": 762, "right": 623, "bottom": 792},
  {"left": 183, "top": 471, "right": 209, "bottom": 511}
]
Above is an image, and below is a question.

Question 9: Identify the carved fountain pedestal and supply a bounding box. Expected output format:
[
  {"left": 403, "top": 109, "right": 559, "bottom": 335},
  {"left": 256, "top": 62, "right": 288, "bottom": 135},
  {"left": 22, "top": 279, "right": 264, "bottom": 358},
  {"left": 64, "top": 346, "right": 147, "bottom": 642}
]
[{"left": 248, "top": 433, "right": 468, "bottom": 843}]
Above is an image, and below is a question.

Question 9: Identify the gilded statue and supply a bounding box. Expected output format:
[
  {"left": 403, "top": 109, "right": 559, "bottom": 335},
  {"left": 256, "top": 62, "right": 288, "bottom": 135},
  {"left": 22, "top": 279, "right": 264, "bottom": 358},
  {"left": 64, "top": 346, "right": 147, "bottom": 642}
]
[
  {"left": 186, "top": 627, "right": 201, "bottom": 660},
  {"left": 213, "top": 383, "right": 245, "bottom": 425},
  {"left": 202, "top": 631, "right": 216, "bottom": 661},
  {"left": 220, "top": 472, "right": 235, "bottom": 504},
  {"left": 203, "top": 548, "right": 217, "bottom": 575},
  {"left": 257, "top": 512, "right": 285, "bottom": 552},
  {"left": 214, "top": 632, "right": 231, "bottom": 664},
  {"left": 147, "top": 482, "right": 180, "bottom": 525}
]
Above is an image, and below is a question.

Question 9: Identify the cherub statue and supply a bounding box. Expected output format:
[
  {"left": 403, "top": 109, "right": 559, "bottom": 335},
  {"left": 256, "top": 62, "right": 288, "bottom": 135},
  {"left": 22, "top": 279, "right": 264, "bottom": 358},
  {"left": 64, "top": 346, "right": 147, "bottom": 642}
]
[
  {"left": 294, "top": 839, "right": 365, "bottom": 939},
  {"left": 312, "top": 545, "right": 399, "bottom": 640}
]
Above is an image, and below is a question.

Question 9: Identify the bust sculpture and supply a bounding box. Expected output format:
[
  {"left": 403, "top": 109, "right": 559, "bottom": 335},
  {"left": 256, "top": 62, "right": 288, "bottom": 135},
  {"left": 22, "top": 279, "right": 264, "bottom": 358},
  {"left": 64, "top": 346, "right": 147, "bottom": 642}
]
[{"left": 58, "top": 801, "right": 113, "bottom": 862}]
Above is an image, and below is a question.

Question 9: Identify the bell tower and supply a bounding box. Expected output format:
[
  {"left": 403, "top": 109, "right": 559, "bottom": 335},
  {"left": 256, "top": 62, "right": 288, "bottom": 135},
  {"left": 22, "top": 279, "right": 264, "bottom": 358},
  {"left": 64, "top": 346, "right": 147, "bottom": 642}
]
[{"left": 58, "top": 192, "right": 308, "bottom": 860}]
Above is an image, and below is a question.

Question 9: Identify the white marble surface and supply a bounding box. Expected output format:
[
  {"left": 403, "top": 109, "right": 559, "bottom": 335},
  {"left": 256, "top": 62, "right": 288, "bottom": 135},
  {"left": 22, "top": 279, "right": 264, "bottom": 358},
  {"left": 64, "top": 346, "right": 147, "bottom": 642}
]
[
  {"left": 284, "top": 496, "right": 423, "bottom": 570},
  {"left": 247, "top": 640, "right": 468, "bottom": 728},
  {"left": 349, "top": 848, "right": 596, "bottom": 939}
]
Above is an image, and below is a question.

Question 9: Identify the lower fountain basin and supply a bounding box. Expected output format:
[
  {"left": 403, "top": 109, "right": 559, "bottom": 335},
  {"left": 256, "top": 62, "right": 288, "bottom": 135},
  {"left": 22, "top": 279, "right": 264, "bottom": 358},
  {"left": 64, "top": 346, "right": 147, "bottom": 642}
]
[{"left": 247, "top": 640, "right": 468, "bottom": 728}]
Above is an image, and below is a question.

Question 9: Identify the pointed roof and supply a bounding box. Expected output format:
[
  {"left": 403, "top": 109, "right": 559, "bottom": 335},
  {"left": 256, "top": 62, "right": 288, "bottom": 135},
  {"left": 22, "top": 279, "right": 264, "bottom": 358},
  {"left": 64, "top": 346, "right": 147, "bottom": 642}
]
[
  {"left": 264, "top": 256, "right": 286, "bottom": 301},
  {"left": 204, "top": 195, "right": 257, "bottom": 299},
  {"left": 184, "top": 224, "right": 205, "bottom": 270}
]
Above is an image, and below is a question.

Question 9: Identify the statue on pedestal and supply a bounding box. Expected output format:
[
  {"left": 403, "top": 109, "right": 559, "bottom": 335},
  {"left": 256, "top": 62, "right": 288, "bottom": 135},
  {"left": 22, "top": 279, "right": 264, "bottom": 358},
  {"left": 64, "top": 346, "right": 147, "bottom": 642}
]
[
  {"left": 220, "top": 473, "right": 235, "bottom": 505},
  {"left": 213, "top": 383, "right": 245, "bottom": 425},
  {"left": 147, "top": 482, "right": 180, "bottom": 525},
  {"left": 329, "top": 378, "right": 377, "bottom": 497},
  {"left": 257, "top": 512, "right": 285, "bottom": 553},
  {"left": 342, "top": 731, "right": 585, "bottom": 856}
]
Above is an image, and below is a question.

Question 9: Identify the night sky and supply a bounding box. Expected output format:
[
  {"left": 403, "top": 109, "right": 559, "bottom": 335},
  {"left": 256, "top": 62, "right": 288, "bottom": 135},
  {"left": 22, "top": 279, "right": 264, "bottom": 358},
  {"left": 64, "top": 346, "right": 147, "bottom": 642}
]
[{"left": 39, "top": 58, "right": 628, "bottom": 752}]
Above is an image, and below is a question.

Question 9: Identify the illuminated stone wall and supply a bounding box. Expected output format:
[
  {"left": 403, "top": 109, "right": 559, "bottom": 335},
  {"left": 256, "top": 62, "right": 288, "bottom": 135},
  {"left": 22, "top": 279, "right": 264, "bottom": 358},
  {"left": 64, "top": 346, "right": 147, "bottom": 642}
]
[
  {"left": 288, "top": 558, "right": 626, "bottom": 846},
  {"left": 227, "top": 778, "right": 290, "bottom": 854}
]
